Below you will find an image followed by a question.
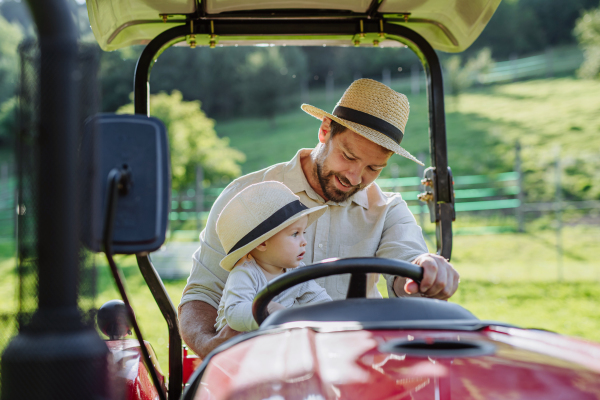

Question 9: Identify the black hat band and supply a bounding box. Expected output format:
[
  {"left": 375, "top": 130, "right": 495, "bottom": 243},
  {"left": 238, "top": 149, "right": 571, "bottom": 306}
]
[
  {"left": 333, "top": 105, "right": 404, "bottom": 144},
  {"left": 228, "top": 200, "right": 308, "bottom": 255}
]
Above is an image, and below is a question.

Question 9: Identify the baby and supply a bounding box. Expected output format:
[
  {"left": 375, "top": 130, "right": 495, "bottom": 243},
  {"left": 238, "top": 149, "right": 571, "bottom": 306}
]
[{"left": 214, "top": 181, "right": 332, "bottom": 332}]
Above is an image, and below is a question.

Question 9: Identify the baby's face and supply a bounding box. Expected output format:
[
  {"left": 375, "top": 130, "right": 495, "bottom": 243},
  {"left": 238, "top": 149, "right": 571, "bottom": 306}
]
[{"left": 262, "top": 216, "right": 309, "bottom": 270}]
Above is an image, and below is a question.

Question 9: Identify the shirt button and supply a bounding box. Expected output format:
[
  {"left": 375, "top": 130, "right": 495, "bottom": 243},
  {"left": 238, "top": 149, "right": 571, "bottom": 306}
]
[{"left": 319, "top": 243, "right": 323, "bottom": 249}]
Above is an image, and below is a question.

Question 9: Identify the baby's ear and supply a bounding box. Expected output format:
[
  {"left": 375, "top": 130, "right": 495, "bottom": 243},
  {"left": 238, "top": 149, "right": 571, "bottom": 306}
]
[{"left": 254, "top": 241, "right": 268, "bottom": 252}]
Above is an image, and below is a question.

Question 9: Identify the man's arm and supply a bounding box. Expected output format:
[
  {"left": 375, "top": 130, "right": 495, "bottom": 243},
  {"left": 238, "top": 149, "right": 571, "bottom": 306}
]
[
  {"left": 179, "top": 301, "right": 240, "bottom": 359},
  {"left": 377, "top": 194, "right": 459, "bottom": 300}
]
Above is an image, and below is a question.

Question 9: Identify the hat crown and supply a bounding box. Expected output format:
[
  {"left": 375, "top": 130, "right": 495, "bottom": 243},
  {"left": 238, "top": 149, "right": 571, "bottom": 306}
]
[
  {"left": 336, "top": 78, "right": 409, "bottom": 135},
  {"left": 216, "top": 181, "right": 301, "bottom": 254}
]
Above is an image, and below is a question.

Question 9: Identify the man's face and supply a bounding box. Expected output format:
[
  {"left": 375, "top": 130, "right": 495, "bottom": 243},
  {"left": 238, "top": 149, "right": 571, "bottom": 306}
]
[{"left": 314, "top": 128, "right": 392, "bottom": 203}]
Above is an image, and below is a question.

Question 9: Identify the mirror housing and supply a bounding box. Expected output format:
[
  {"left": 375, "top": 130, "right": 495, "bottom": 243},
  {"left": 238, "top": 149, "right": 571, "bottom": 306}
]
[{"left": 82, "top": 113, "right": 170, "bottom": 254}]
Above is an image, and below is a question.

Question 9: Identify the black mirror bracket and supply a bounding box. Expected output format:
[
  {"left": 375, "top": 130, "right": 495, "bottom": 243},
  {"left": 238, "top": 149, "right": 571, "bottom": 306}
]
[
  {"left": 419, "top": 167, "right": 455, "bottom": 260},
  {"left": 102, "top": 168, "right": 168, "bottom": 400}
]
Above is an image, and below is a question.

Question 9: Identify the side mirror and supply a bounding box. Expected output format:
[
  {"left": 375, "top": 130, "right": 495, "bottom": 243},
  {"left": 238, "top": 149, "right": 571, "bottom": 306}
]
[{"left": 81, "top": 113, "right": 170, "bottom": 254}]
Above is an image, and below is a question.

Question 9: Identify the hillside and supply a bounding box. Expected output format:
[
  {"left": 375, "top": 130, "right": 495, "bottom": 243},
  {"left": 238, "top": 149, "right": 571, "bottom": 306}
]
[{"left": 215, "top": 77, "right": 600, "bottom": 202}]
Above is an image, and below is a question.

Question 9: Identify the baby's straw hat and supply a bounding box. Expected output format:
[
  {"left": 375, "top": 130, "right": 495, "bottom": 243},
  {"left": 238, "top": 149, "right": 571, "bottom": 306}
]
[
  {"left": 216, "top": 181, "right": 327, "bottom": 272},
  {"left": 302, "top": 78, "right": 423, "bottom": 166}
]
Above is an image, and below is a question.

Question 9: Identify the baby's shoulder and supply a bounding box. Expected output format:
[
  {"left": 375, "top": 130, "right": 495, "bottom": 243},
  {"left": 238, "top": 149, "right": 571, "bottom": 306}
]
[{"left": 230, "top": 259, "right": 263, "bottom": 279}]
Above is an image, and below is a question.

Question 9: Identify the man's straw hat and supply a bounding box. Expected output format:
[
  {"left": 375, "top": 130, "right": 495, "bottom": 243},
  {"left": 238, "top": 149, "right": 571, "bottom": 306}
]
[
  {"left": 302, "top": 78, "right": 423, "bottom": 166},
  {"left": 216, "top": 181, "right": 327, "bottom": 272}
]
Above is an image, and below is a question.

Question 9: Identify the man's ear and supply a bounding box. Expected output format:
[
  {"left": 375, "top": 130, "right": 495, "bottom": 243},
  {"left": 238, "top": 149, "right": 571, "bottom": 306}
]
[
  {"left": 318, "top": 117, "right": 332, "bottom": 144},
  {"left": 254, "top": 241, "right": 268, "bottom": 252}
]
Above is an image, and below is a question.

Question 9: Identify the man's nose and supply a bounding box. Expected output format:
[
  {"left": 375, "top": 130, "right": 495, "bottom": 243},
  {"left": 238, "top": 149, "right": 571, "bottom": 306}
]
[{"left": 346, "top": 167, "right": 362, "bottom": 186}]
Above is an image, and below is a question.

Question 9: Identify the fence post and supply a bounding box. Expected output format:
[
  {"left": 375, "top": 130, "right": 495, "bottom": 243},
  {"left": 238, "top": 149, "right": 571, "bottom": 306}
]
[
  {"left": 510, "top": 53, "right": 518, "bottom": 81},
  {"left": 196, "top": 165, "right": 204, "bottom": 231},
  {"left": 555, "top": 146, "right": 563, "bottom": 281},
  {"left": 515, "top": 141, "right": 525, "bottom": 232},
  {"left": 545, "top": 47, "right": 554, "bottom": 78}
]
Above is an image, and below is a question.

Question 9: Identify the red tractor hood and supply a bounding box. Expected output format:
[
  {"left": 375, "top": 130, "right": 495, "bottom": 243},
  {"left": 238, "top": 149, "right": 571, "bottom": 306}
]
[{"left": 196, "top": 324, "right": 600, "bottom": 400}]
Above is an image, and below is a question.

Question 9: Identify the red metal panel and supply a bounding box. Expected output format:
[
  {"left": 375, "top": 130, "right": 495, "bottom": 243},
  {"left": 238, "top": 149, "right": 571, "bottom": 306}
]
[
  {"left": 107, "top": 340, "right": 166, "bottom": 400},
  {"left": 196, "top": 327, "right": 600, "bottom": 400}
]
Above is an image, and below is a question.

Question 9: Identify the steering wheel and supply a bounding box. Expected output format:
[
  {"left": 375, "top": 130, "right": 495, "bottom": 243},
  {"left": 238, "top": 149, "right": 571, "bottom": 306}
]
[{"left": 252, "top": 257, "right": 424, "bottom": 325}]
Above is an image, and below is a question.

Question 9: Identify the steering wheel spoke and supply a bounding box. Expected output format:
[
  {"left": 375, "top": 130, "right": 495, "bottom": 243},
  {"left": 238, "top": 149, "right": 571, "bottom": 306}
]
[{"left": 346, "top": 273, "right": 368, "bottom": 298}]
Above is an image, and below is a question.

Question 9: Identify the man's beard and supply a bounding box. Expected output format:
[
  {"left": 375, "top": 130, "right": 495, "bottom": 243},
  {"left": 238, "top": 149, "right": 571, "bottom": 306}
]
[{"left": 315, "top": 160, "right": 366, "bottom": 203}]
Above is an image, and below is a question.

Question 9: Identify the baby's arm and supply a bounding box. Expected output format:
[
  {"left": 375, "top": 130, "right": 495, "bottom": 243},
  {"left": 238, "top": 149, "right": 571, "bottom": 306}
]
[
  {"left": 222, "top": 266, "right": 261, "bottom": 332},
  {"left": 296, "top": 280, "right": 332, "bottom": 305}
]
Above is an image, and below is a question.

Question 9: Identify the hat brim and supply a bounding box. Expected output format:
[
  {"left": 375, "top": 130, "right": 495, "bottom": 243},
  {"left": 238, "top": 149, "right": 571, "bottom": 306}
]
[
  {"left": 301, "top": 104, "right": 424, "bottom": 166},
  {"left": 219, "top": 204, "right": 328, "bottom": 272}
]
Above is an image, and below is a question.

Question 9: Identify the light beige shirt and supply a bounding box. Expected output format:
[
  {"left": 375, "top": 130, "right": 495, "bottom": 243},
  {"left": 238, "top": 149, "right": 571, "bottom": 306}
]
[{"left": 180, "top": 149, "right": 428, "bottom": 310}]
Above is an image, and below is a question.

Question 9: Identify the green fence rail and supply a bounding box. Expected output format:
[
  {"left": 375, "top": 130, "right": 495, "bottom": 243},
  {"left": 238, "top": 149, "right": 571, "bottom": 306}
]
[{"left": 169, "top": 172, "right": 524, "bottom": 222}]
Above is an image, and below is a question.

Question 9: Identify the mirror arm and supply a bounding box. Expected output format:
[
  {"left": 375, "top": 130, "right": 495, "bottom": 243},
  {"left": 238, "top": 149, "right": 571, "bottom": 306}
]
[
  {"left": 103, "top": 168, "right": 167, "bottom": 400},
  {"left": 136, "top": 254, "right": 183, "bottom": 400}
]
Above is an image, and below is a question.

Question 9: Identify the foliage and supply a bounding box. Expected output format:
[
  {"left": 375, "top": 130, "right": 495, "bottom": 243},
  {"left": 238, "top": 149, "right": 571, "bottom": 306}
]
[
  {"left": 444, "top": 48, "right": 493, "bottom": 101},
  {"left": 0, "top": 13, "right": 22, "bottom": 146},
  {"left": 99, "top": 47, "right": 141, "bottom": 113},
  {"left": 0, "top": 14, "right": 22, "bottom": 105},
  {"left": 117, "top": 91, "right": 245, "bottom": 189},
  {"left": 0, "top": 97, "right": 17, "bottom": 146},
  {"left": 470, "top": 0, "right": 599, "bottom": 59},
  {"left": 575, "top": 6, "right": 600, "bottom": 79}
]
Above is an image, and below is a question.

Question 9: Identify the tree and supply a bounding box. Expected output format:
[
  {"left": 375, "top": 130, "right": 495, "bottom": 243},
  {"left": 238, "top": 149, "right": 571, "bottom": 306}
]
[
  {"left": 444, "top": 48, "right": 493, "bottom": 107},
  {"left": 0, "top": 14, "right": 23, "bottom": 145},
  {"left": 237, "top": 47, "right": 307, "bottom": 119},
  {"left": 574, "top": 6, "right": 600, "bottom": 79},
  {"left": 117, "top": 91, "right": 245, "bottom": 189}
]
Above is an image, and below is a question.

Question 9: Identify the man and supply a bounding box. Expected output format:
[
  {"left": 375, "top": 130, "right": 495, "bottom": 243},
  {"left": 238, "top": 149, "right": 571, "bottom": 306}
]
[{"left": 179, "top": 79, "right": 459, "bottom": 358}]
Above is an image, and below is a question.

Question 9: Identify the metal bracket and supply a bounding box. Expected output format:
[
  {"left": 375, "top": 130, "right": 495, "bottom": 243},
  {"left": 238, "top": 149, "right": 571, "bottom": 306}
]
[
  {"left": 187, "top": 20, "right": 196, "bottom": 48},
  {"left": 351, "top": 19, "right": 389, "bottom": 47},
  {"left": 418, "top": 166, "right": 455, "bottom": 223}
]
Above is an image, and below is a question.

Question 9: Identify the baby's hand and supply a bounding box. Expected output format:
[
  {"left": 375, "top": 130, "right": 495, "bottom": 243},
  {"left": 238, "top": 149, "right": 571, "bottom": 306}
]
[{"left": 267, "top": 301, "right": 286, "bottom": 314}]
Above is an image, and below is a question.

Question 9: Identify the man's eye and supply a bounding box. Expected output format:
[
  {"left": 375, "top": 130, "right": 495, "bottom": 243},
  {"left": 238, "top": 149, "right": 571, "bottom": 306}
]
[{"left": 343, "top": 153, "right": 353, "bottom": 161}]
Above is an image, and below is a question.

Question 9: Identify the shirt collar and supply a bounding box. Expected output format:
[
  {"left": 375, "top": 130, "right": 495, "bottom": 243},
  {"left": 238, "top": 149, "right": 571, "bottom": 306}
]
[{"left": 282, "top": 149, "right": 369, "bottom": 210}]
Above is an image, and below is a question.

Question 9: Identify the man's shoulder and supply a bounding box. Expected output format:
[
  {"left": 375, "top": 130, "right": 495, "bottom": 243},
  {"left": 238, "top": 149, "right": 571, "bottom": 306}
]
[{"left": 365, "top": 182, "right": 405, "bottom": 208}]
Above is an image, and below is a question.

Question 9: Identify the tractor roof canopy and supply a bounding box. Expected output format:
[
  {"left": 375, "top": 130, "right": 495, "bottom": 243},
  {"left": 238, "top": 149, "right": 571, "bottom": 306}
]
[{"left": 87, "top": 0, "right": 501, "bottom": 52}]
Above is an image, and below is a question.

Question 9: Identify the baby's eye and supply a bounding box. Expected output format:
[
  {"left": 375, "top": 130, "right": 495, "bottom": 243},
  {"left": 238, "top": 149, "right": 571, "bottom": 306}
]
[{"left": 292, "top": 232, "right": 298, "bottom": 237}]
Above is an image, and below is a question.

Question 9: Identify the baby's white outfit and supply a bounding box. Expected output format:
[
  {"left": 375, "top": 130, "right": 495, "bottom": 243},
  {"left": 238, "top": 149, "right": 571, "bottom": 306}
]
[{"left": 214, "top": 255, "right": 332, "bottom": 332}]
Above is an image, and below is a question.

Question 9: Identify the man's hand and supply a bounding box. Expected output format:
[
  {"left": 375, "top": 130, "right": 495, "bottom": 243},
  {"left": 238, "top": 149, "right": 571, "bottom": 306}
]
[
  {"left": 179, "top": 301, "right": 241, "bottom": 359},
  {"left": 394, "top": 254, "right": 459, "bottom": 300}
]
